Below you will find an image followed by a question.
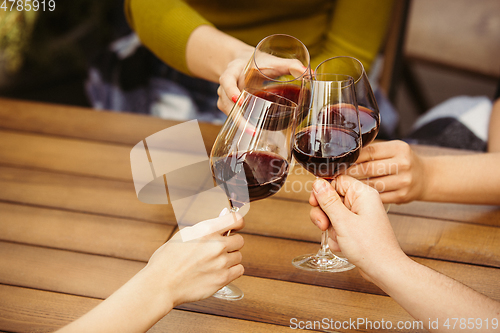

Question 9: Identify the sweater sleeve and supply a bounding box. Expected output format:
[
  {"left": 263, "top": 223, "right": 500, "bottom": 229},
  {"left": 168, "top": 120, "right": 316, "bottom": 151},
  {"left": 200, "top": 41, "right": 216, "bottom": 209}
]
[
  {"left": 311, "top": 0, "right": 394, "bottom": 73},
  {"left": 125, "top": 0, "right": 214, "bottom": 75}
]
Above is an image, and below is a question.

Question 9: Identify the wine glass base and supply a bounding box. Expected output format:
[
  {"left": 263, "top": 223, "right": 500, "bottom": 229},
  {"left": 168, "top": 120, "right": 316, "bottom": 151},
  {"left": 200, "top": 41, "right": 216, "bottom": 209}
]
[
  {"left": 292, "top": 252, "right": 355, "bottom": 272},
  {"left": 212, "top": 284, "right": 244, "bottom": 301}
]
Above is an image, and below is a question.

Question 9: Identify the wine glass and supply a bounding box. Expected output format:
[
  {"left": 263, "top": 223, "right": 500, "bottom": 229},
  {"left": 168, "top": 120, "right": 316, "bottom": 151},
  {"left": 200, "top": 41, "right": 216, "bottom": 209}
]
[
  {"left": 210, "top": 88, "right": 298, "bottom": 299},
  {"left": 315, "top": 57, "right": 391, "bottom": 212},
  {"left": 238, "top": 34, "right": 311, "bottom": 105},
  {"left": 315, "top": 56, "right": 380, "bottom": 146},
  {"left": 292, "top": 74, "right": 361, "bottom": 272}
]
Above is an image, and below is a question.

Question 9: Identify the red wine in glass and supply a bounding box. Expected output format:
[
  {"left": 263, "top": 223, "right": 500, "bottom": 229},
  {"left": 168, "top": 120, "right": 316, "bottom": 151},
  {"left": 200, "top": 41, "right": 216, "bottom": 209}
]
[
  {"left": 212, "top": 151, "right": 289, "bottom": 208},
  {"left": 293, "top": 126, "right": 360, "bottom": 179},
  {"left": 262, "top": 84, "right": 301, "bottom": 104},
  {"left": 247, "top": 86, "right": 302, "bottom": 131},
  {"left": 358, "top": 105, "right": 380, "bottom": 146}
]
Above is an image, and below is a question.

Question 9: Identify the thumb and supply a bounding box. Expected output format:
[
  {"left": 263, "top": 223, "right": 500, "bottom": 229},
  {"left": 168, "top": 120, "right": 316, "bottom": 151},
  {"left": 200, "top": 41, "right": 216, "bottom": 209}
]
[{"left": 312, "top": 179, "right": 351, "bottom": 229}]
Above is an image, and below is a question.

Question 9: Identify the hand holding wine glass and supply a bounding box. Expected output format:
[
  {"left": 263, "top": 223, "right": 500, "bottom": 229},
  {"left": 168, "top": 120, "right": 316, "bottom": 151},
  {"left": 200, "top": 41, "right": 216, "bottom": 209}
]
[
  {"left": 210, "top": 88, "right": 298, "bottom": 299},
  {"left": 217, "top": 34, "right": 310, "bottom": 114},
  {"left": 345, "top": 140, "right": 428, "bottom": 204},
  {"left": 308, "top": 175, "right": 404, "bottom": 281},
  {"left": 292, "top": 74, "right": 361, "bottom": 272}
]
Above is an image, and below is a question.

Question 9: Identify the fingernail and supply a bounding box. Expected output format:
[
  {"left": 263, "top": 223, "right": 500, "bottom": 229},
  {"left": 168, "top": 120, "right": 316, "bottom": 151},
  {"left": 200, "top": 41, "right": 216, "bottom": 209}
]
[
  {"left": 231, "top": 95, "right": 238, "bottom": 103},
  {"left": 313, "top": 179, "right": 328, "bottom": 194},
  {"left": 314, "top": 220, "right": 321, "bottom": 228},
  {"left": 219, "top": 207, "right": 229, "bottom": 217},
  {"left": 245, "top": 127, "right": 257, "bottom": 136}
]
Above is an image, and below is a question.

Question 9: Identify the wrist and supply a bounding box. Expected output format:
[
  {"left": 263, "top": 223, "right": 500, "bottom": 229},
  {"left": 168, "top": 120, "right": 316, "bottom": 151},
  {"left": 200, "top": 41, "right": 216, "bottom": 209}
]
[
  {"left": 135, "top": 266, "right": 175, "bottom": 317},
  {"left": 233, "top": 45, "right": 254, "bottom": 64},
  {"left": 186, "top": 25, "right": 253, "bottom": 81},
  {"left": 419, "top": 156, "right": 435, "bottom": 201},
  {"left": 363, "top": 251, "right": 413, "bottom": 291}
]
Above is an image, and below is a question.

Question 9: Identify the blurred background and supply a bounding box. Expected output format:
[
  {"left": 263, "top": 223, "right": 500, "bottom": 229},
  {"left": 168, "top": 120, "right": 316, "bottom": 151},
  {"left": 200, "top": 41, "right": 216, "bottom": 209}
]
[{"left": 0, "top": 0, "right": 499, "bottom": 137}]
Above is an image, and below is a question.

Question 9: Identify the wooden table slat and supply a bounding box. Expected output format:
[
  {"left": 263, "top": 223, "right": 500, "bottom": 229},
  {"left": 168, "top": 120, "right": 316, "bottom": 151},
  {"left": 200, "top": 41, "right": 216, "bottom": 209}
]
[
  {"left": 0, "top": 202, "right": 172, "bottom": 262},
  {"left": 0, "top": 98, "right": 220, "bottom": 151},
  {"left": 0, "top": 165, "right": 174, "bottom": 225}
]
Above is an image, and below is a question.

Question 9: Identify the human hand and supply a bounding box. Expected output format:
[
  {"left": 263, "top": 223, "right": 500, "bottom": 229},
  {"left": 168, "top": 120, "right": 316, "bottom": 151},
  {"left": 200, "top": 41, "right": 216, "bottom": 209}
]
[
  {"left": 142, "top": 211, "right": 245, "bottom": 309},
  {"left": 345, "top": 140, "right": 427, "bottom": 204},
  {"left": 309, "top": 176, "right": 406, "bottom": 282},
  {"left": 217, "top": 51, "right": 307, "bottom": 115}
]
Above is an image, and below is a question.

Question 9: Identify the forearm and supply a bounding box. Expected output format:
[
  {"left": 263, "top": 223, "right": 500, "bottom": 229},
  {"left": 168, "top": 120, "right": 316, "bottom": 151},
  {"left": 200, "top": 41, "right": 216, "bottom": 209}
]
[
  {"left": 373, "top": 257, "right": 500, "bottom": 332},
  {"left": 57, "top": 268, "right": 171, "bottom": 333},
  {"left": 487, "top": 99, "right": 500, "bottom": 152},
  {"left": 421, "top": 153, "right": 500, "bottom": 204},
  {"left": 186, "top": 25, "right": 254, "bottom": 83}
]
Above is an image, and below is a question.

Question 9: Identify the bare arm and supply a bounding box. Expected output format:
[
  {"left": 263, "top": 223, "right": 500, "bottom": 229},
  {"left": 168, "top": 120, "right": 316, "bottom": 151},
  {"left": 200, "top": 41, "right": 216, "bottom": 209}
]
[
  {"left": 375, "top": 257, "right": 500, "bottom": 332},
  {"left": 487, "top": 98, "right": 500, "bottom": 152},
  {"left": 186, "top": 25, "right": 254, "bottom": 84},
  {"left": 56, "top": 269, "right": 172, "bottom": 333},
  {"left": 310, "top": 177, "right": 500, "bottom": 332},
  {"left": 422, "top": 153, "right": 500, "bottom": 204},
  {"left": 186, "top": 25, "right": 308, "bottom": 115},
  {"left": 57, "top": 213, "right": 244, "bottom": 332},
  {"left": 346, "top": 140, "right": 500, "bottom": 205},
  {"left": 186, "top": 25, "right": 255, "bottom": 114}
]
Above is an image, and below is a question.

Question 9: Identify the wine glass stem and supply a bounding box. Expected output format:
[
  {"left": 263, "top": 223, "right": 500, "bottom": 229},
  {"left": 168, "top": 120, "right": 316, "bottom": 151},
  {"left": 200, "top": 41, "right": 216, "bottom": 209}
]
[
  {"left": 212, "top": 204, "right": 244, "bottom": 300},
  {"left": 318, "top": 230, "right": 331, "bottom": 256},
  {"left": 317, "top": 176, "right": 333, "bottom": 256},
  {"left": 225, "top": 206, "right": 239, "bottom": 236}
]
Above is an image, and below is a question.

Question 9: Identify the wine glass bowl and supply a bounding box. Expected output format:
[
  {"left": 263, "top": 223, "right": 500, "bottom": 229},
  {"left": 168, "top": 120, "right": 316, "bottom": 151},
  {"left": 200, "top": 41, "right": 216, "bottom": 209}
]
[
  {"left": 315, "top": 56, "right": 380, "bottom": 146},
  {"left": 315, "top": 56, "right": 389, "bottom": 211},
  {"left": 291, "top": 74, "right": 360, "bottom": 272},
  {"left": 240, "top": 34, "right": 311, "bottom": 105}
]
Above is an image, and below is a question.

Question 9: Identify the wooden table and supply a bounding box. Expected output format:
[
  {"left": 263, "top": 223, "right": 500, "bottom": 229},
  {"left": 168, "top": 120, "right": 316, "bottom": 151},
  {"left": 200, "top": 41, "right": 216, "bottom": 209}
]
[{"left": 0, "top": 98, "right": 499, "bottom": 332}]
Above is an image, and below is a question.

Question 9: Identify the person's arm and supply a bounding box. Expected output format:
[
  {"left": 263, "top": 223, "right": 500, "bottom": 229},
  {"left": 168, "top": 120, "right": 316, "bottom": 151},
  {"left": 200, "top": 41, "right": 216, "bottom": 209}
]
[
  {"left": 185, "top": 25, "right": 253, "bottom": 84},
  {"left": 487, "top": 98, "right": 500, "bottom": 152},
  {"left": 187, "top": 25, "right": 254, "bottom": 114},
  {"left": 374, "top": 257, "right": 500, "bottom": 332},
  {"left": 309, "top": 177, "right": 500, "bottom": 332},
  {"left": 57, "top": 212, "right": 244, "bottom": 333},
  {"left": 345, "top": 140, "right": 500, "bottom": 205}
]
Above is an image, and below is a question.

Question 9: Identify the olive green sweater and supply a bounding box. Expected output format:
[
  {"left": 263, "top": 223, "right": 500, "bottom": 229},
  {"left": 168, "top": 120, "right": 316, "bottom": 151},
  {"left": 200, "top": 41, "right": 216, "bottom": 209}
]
[{"left": 125, "top": 0, "right": 393, "bottom": 76}]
